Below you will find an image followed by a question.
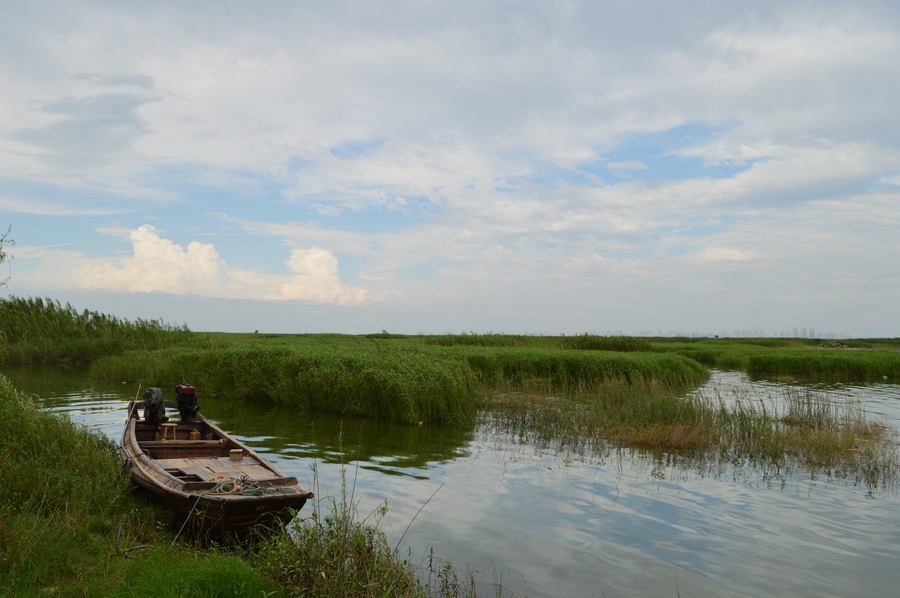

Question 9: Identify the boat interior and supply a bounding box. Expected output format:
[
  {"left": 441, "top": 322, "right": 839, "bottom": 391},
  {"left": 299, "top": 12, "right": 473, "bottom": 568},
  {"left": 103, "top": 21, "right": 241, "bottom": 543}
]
[{"left": 132, "top": 417, "right": 298, "bottom": 490}]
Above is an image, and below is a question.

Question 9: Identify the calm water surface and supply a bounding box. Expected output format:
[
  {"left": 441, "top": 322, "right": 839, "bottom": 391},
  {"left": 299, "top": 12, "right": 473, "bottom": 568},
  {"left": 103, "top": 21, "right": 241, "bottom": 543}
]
[{"left": 5, "top": 366, "right": 900, "bottom": 598}]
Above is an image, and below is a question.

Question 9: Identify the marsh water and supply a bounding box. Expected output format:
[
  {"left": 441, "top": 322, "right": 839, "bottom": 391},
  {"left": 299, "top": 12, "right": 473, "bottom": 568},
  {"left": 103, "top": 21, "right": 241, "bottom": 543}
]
[{"left": 5, "top": 365, "right": 900, "bottom": 598}]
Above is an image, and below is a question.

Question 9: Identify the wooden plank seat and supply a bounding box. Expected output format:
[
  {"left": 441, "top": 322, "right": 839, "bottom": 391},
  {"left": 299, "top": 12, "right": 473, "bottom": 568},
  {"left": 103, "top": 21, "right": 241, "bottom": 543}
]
[{"left": 140, "top": 440, "right": 225, "bottom": 449}]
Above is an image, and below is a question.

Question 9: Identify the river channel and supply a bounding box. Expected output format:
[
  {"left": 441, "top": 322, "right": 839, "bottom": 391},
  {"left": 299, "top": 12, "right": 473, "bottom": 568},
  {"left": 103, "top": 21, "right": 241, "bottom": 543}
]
[{"left": 5, "top": 365, "right": 900, "bottom": 597}]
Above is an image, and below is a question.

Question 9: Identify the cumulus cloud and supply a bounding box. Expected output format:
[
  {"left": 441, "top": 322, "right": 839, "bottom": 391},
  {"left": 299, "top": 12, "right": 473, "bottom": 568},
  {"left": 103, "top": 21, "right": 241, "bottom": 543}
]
[
  {"left": 274, "top": 248, "right": 368, "bottom": 304},
  {"left": 78, "top": 225, "right": 367, "bottom": 304}
]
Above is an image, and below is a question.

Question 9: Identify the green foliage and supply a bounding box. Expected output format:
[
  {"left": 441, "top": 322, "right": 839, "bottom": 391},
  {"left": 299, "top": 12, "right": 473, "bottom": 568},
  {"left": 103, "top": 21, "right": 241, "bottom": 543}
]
[
  {"left": 560, "top": 334, "right": 653, "bottom": 352},
  {"left": 0, "top": 225, "right": 11, "bottom": 289},
  {"left": 445, "top": 345, "right": 707, "bottom": 390},
  {"left": 0, "top": 374, "right": 162, "bottom": 594},
  {"left": 747, "top": 350, "right": 900, "bottom": 382},
  {"left": 255, "top": 489, "right": 420, "bottom": 596},
  {"left": 90, "top": 338, "right": 708, "bottom": 424},
  {"left": 252, "top": 466, "right": 476, "bottom": 598},
  {"left": 91, "top": 343, "right": 479, "bottom": 425},
  {"left": 0, "top": 296, "right": 192, "bottom": 364},
  {"left": 650, "top": 337, "right": 900, "bottom": 381},
  {"left": 424, "top": 333, "right": 547, "bottom": 348}
]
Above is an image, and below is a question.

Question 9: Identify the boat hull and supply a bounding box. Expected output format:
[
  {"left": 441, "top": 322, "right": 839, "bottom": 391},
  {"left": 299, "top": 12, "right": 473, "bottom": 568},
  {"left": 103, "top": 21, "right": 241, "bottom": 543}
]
[{"left": 121, "top": 400, "right": 312, "bottom": 539}]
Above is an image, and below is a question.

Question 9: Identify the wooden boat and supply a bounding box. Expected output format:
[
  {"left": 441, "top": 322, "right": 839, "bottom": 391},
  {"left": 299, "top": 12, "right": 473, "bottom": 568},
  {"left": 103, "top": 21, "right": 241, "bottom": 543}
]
[{"left": 120, "top": 385, "right": 313, "bottom": 538}]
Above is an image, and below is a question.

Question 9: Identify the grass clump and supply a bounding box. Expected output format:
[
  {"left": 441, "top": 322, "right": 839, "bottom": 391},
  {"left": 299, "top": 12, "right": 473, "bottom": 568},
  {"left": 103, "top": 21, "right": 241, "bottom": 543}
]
[
  {"left": 481, "top": 378, "right": 897, "bottom": 488},
  {"left": 452, "top": 346, "right": 707, "bottom": 392},
  {"left": 481, "top": 378, "right": 715, "bottom": 455},
  {"left": 560, "top": 334, "right": 653, "bottom": 352},
  {"left": 256, "top": 472, "right": 417, "bottom": 596},
  {"left": 703, "top": 385, "right": 898, "bottom": 485},
  {"left": 252, "top": 465, "right": 478, "bottom": 597}
]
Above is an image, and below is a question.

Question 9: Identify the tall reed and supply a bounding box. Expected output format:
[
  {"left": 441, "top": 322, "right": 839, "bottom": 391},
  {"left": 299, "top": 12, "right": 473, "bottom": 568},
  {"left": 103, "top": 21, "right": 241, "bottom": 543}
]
[
  {"left": 0, "top": 296, "right": 192, "bottom": 364},
  {"left": 91, "top": 344, "right": 479, "bottom": 425},
  {"left": 747, "top": 350, "right": 900, "bottom": 381},
  {"left": 90, "top": 341, "right": 707, "bottom": 425},
  {"left": 481, "top": 378, "right": 897, "bottom": 488}
]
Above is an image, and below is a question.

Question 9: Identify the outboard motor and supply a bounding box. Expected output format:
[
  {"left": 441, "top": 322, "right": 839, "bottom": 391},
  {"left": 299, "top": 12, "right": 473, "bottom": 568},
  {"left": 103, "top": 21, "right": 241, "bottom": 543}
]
[
  {"left": 142, "top": 387, "right": 167, "bottom": 425},
  {"left": 175, "top": 384, "right": 199, "bottom": 422}
]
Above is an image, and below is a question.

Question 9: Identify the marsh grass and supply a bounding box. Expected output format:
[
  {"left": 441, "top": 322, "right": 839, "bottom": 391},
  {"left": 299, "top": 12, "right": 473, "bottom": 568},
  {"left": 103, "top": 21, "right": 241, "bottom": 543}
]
[
  {"left": 89, "top": 341, "right": 706, "bottom": 425},
  {"left": 480, "top": 378, "right": 714, "bottom": 454},
  {"left": 91, "top": 344, "right": 479, "bottom": 425},
  {"left": 251, "top": 463, "right": 479, "bottom": 597},
  {"left": 0, "top": 296, "right": 192, "bottom": 364},
  {"left": 650, "top": 337, "right": 900, "bottom": 382},
  {"left": 480, "top": 379, "right": 898, "bottom": 488},
  {"left": 748, "top": 350, "right": 900, "bottom": 382}
]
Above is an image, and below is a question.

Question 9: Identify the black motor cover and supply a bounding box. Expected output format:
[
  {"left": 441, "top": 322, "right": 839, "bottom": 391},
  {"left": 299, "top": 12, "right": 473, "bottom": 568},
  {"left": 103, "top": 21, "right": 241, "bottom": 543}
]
[{"left": 142, "top": 387, "right": 167, "bottom": 424}]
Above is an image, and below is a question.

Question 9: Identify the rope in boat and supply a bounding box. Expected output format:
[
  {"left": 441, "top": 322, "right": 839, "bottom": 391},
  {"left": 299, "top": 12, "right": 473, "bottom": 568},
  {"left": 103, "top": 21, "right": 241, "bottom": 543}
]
[{"left": 205, "top": 474, "right": 297, "bottom": 496}]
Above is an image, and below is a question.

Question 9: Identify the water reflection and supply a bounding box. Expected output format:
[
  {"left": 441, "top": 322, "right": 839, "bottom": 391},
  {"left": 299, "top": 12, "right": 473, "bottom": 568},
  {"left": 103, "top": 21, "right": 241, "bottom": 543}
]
[
  {"left": 4, "top": 365, "right": 900, "bottom": 598},
  {"left": 201, "top": 399, "right": 475, "bottom": 479}
]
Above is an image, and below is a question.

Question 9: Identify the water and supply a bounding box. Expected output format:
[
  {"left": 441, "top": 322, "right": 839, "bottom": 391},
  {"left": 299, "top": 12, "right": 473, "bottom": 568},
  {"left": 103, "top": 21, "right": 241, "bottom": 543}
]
[{"left": 5, "top": 366, "right": 900, "bottom": 597}]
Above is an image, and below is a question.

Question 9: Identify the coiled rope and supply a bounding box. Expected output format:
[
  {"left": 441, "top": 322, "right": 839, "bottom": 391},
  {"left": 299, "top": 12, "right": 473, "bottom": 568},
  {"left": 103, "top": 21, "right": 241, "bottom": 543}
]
[{"left": 205, "top": 474, "right": 296, "bottom": 496}]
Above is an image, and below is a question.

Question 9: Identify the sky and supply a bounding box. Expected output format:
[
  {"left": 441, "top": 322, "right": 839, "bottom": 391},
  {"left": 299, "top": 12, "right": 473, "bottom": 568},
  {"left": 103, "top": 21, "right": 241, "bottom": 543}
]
[{"left": 1, "top": 1, "right": 899, "bottom": 337}]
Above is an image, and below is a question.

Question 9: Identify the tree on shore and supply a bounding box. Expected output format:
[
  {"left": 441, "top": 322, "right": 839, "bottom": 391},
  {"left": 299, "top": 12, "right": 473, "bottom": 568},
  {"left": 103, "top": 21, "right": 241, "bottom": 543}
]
[{"left": 0, "top": 225, "right": 12, "bottom": 288}]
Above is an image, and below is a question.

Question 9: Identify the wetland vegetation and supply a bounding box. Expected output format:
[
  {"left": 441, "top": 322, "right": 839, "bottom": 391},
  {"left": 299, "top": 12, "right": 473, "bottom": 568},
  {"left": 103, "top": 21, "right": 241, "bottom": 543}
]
[{"left": 2, "top": 295, "right": 900, "bottom": 596}]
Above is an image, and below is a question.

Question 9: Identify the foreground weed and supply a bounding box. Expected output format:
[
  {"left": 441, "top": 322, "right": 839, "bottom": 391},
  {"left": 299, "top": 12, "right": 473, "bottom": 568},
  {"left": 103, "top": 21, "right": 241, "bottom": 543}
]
[{"left": 252, "top": 464, "right": 481, "bottom": 597}]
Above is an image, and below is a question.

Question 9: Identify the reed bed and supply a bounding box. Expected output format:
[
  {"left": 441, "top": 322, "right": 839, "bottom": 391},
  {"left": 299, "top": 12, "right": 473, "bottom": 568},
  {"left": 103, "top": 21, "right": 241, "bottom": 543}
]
[
  {"left": 480, "top": 379, "right": 714, "bottom": 455},
  {"left": 650, "top": 337, "right": 900, "bottom": 381},
  {"left": 90, "top": 341, "right": 707, "bottom": 425},
  {"left": 705, "top": 385, "right": 897, "bottom": 486},
  {"left": 91, "top": 344, "right": 479, "bottom": 425},
  {"left": 0, "top": 296, "right": 192, "bottom": 364},
  {"left": 747, "top": 350, "right": 900, "bottom": 382},
  {"left": 444, "top": 345, "right": 707, "bottom": 391},
  {"left": 482, "top": 377, "right": 898, "bottom": 489}
]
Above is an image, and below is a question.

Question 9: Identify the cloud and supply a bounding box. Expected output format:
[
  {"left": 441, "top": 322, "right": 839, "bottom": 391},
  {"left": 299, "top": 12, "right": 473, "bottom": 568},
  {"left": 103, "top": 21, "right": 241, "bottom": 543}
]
[
  {"left": 687, "top": 247, "right": 759, "bottom": 263},
  {"left": 274, "top": 248, "right": 368, "bottom": 304},
  {"left": 77, "top": 225, "right": 367, "bottom": 304},
  {"left": 607, "top": 161, "right": 648, "bottom": 171},
  {"left": 2, "top": 2, "right": 900, "bottom": 336},
  {"left": 13, "top": 88, "right": 161, "bottom": 170}
]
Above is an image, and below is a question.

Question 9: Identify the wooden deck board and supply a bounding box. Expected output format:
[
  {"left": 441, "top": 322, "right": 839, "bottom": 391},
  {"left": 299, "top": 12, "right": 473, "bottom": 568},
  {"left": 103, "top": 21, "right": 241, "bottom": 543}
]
[{"left": 154, "top": 456, "right": 277, "bottom": 482}]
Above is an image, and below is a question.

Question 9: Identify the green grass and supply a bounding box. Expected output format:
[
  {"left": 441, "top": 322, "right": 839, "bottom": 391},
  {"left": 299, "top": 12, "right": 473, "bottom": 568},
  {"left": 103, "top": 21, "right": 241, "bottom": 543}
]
[
  {"left": 747, "top": 349, "right": 900, "bottom": 381},
  {"left": 650, "top": 337, "right": 900, "bottom": 382},
  {"left": 0, "top": 373, "right": 169, "bottom": 595}
]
